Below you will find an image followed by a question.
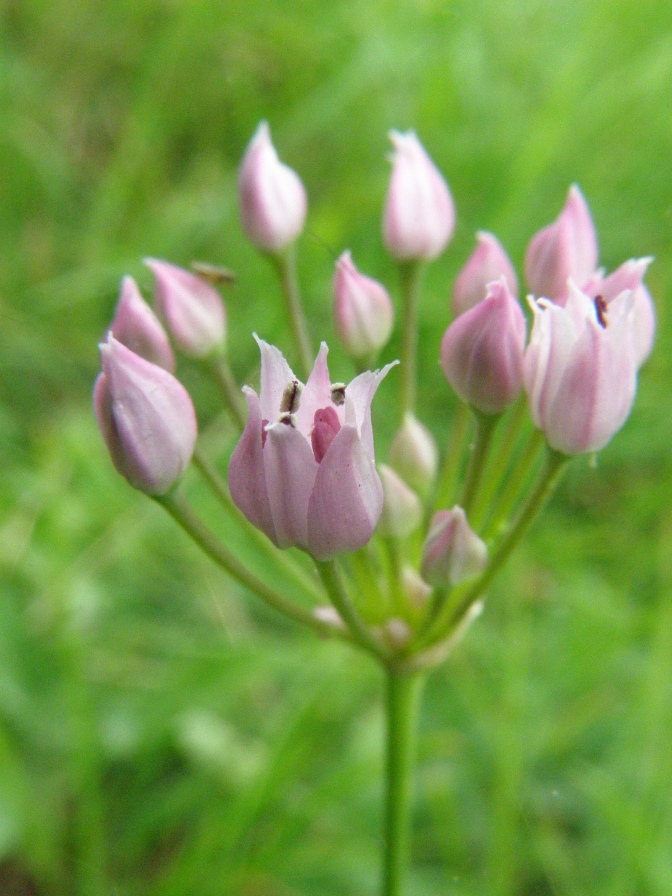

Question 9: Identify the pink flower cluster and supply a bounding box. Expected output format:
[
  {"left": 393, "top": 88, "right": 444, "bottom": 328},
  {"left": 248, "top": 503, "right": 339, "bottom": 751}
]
[
  {"left": 93, "top": 121, "right": 655, "bottom": 572},
  {"left": 442, "top": 185, "right": 655, "bottom": 454}
]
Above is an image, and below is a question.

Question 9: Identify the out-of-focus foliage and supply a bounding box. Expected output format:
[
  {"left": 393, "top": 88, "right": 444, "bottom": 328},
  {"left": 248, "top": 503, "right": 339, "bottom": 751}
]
[{"left": 0, "top": 0, "right": 670, "bottom": 894}]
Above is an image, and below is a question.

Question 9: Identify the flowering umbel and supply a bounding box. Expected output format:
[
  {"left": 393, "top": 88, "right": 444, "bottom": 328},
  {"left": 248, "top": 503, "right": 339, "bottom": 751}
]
[{"left": 228, "top": 337, "right": 396, "bottom": 561}]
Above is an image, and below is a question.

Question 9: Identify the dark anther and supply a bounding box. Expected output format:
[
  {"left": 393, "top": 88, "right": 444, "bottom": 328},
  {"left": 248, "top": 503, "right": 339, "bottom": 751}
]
[
  {"left": 278, "top": 411, "right": 296, "bottom": 427},
  {"left": 280, "top": 379, "right": 303, "bottom": 414},
  {"left": 331, "top": 383, "right": 346, "bottom": 406},
  {"left": 594, "top": 295, "right": 608, "bottom": 328}
]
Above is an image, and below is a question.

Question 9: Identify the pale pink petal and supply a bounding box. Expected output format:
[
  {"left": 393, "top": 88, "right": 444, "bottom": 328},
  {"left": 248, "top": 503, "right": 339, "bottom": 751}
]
[
  {"left": 565, "top": 185, "right": 598, "bottom": 286},
  {"left": 263, "top": 422, "right": 318, "bottom": 550},
  {"left": 255, "top": 334, "right": 296, "bottom": 421},
  {"left": 228, "top": 387, "right": 277, "bottom": 544},
  {"left": 307, "top": 425, "right": 383, "bottom": 560},
  {"left": 294, "top": 342, "right": 337, "bottom": 435},
  {"left": 344, "top": 361, "right": 398, "bottom": 456}
]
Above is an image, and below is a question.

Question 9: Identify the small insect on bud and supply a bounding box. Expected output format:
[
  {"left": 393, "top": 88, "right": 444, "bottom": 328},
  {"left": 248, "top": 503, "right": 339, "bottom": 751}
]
[{"left": 190, "top": 261, "right": 237, "bottom": 285}]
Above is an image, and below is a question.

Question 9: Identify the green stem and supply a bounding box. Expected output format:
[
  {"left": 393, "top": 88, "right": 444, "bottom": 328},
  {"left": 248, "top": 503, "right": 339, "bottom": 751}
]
[
  {"left": 460, "top": 410, "right": 501, "bottom": 519},
  {"left": 382, "top": 669, "right": 425, "bottom": 896},
  {"left": 192, "top": 450, "right": 326, "bottom": 605},
  {"left": 467, "top": 395, "right": 527, "bottom": 530},
  {"left": 270, "top": 248, "right": 313, "bottom": 379},
  {"left": 157, "top": 490, "right": 336, "bottom": 638},
  {"left": 482, "top": 427, "right": 545, "bottom": 540},
  {"left": 398, "top": 261, "right": 424, "bottom": 418},
  {"left": 209, "top": 355, "right": 247, "bottom": 429},
  {"left": 432, "top": 403, "right": 471, "bottom": 513},
  {"left": 425, "top": 445, "right": 570, "bottom": 647},
  {"left": 314, "top": 559, "right": 391, "bottom": 661}
]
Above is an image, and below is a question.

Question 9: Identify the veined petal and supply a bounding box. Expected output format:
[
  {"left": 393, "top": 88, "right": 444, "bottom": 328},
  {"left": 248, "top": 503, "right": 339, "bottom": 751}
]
[
  {"left": 255, "top": 334, "right": 296, "bottom": 421},
  {"left": 344, "top": 361, "right": 398, "bottom": 456},
  {"left": 263, "top": 421, "right": 318, "bottom": 550},
  {"left": 307, "top": 425, "right": 383, "bottom": 560},
  {"left": 294, "top": 341, "right": 337, "bottom": 435},
  {"left": 524, "top": 299, "right": 576, "bottom": 429},
  {"left": 228, "top": 388, "right": 277, "bottom": 543}
]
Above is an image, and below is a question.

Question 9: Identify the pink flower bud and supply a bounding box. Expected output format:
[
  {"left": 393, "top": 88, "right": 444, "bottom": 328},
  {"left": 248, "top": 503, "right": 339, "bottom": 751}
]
[
  {"left": 228, "top": 337, "right": 396, "bottom": 560},
  {"left": 401, "top": 565, "right": 432, "bottom": 609},
  {"left": 440, "top": 277, "right": 526, "bottom": 414},
  {"left": 421, "top": 507, "right": 487, "bottom": 589},
  {"left": 332, "top": 251, "right": 394, "bottom": 359},
  {"left": 583, "top": 257, "right": 655, "bottom": 367},
  {"left": 388, "top": 413, "right": 438, "bottom": 496},
  {"left": 144, "top": 259, "right": 226, "bottom": 358},
  {"left": 452, "top": 231, "right": 519, "bottom": 316},
  {"left": 109, "top": 276, "right": 175, "bottom": 371},
  {"left": 238, "top": 121, "right": 307, "bottom": 253},
  {"left": 94, "top": 335, "right": 197, "bottom": 494},
  {"left": 376, "top": 464, "right": 423, "bottom": 539},
  {"left": 524, "top": 185, "right": 598, "bottom": 303},
  {"left": 524, "top": 281, "right": 638, "bottom": 454},
  {"left": 382, "top": 130, "right": 455, "bottom": 262}
]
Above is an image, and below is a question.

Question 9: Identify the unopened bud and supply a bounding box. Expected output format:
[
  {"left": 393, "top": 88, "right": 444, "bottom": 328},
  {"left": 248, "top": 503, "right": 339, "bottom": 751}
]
[
  {"left": 383, "top": 130, "right": 455, "bottom": 262},
  {"left": 144, "top": 258, "right": 226, "bottom": 357},
  {"left": 376, "top": 465, "right": 422, "bottom": 539},
  {"left": 389, "top": 413, "right": 438, "bottom": 496},
  {"left": 94, "top": 335, "right": 197, "bottom": 495},
  {"left": 452, "top": 231, "right": 518, "bottom": 316},
  {"left": 524, "top": 184, "right": 598, "bottom": 304},
  {"left": 333, "top": 251, "right": 393, "bottom": 359},
  {"left": 441, "top": 277, "right": 526, "bottom": 414},
  {"left": 109, "top": 276, "right": 175, "bottom": 371},
  {"left": 238, "top": 121, "right": 307, "bottom": 253},
  {"left": 421, "top": 507, "right": 487, "bottom": 588},
  {"left": 401, "top": 565, "right": 432, "bottom": 609}
]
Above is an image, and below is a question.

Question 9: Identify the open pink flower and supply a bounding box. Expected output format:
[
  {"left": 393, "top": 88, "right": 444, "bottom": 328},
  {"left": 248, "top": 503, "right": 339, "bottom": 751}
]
[
  {"left": 583, "top": 257, "right": 655, "bottom": 367},
  {"left": 229, "top": 337, "right": 396, "bottom": 560},
  {"left": 524, "top": 281, "right": 638, "bottom": 454}
]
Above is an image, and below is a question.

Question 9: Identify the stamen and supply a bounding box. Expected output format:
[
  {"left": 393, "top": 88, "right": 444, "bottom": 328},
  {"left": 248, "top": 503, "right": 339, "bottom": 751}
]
[
  {"left": 278, "top": 411, "right": 296, "bottom": 427},
  {"left": 594, "top": 295, "right": 608, "bottom": 328},
  {"left": 331, "top": 383, "right": 346, "bottom": 406},
  {"left": 280, "top": 379, "right": 303, "bottom": 414}
]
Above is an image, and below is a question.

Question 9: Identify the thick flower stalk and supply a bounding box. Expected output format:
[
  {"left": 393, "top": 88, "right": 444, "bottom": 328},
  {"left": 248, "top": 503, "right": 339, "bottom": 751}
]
[{"left": 228, "top": 336, "right": 396, "bottom": 560}]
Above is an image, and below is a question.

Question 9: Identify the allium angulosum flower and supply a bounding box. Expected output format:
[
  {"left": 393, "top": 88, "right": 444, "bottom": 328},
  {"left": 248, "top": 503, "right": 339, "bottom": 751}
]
[
  {"left": 228, "top": 337, "right": 396, "bottom": 560},
  {"left": 524, "top": 281, "right": 639, "bottom": 454}
]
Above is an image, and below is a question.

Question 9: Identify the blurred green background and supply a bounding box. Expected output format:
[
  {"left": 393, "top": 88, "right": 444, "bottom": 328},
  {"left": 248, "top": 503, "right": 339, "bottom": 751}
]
[{"left": 1, "top": 0, "right": 671, "bottom": 894}]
